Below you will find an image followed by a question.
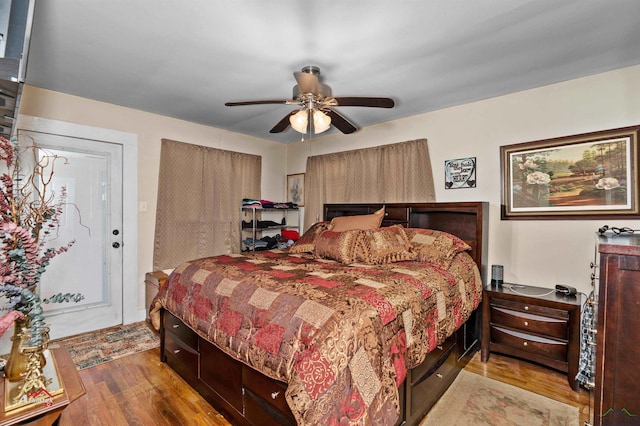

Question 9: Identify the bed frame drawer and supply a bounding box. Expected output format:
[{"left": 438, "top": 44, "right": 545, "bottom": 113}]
[
  {"left": 409, "top": 346, "right": 458, "bottom": 420},
  {"left": 164, "top": 311, "right": 199, "bottom": 350},
  {"left": 490, "top": 306, "right": 568, "bottom": 339},
  {"left": 164, "top": 331, "right": 199, "bottom": 377},
  {"left": 243, "top": 366, "right": 295, "bottom": 425},
  {"left": 409, "top": 334, "right": 456, "bottom": 384}
]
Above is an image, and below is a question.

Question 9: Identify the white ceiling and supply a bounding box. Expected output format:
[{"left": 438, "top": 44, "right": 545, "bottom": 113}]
[{"left": 24, "top": 0, "right": 640, "bottom": 143}]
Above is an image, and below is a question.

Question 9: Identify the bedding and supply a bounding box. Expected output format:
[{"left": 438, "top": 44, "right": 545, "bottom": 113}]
[{"left": 150, "top": 232, "right": 482, "bottom": 425}]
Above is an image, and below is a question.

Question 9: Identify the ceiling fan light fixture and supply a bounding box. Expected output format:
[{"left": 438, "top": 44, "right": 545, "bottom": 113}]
[
  {"left": 289, "top": 109, "right": 308, "bottom": 133},
  {"left": 313, "top": 110, "right": 331, "bottom": 134}
]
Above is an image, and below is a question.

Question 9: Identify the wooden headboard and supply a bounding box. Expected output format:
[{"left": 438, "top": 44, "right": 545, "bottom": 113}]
[{"left": 324, "top": 202, "right": 489, "bottom": 284}]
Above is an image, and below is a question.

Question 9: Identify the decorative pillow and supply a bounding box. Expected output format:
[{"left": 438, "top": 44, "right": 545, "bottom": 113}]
[
  {"left": 289, "top": 221, "right": 329, "bottom": 253},
  {"left": 359, "top": 225, "right": 416, "bottom": 264},
  {"left": 406, "top": 228, "right": 471, "bottom": 267},
  {"left": 314, "top": 229, "right": 363, "bottom": 264},
  {"left": 328, "top": 206, "right": 385, "bottom": 232}
]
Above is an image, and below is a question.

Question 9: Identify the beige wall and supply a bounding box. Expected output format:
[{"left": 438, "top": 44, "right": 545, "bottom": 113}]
[
  {"left": 287, "top": 64, "right": 640, "bottom": 296},
  {"left": 18, "top": 86, "right": 287, "bottom": 316},
  {"left": 17, "top": 63, "right": 640, "bottom": 316}
]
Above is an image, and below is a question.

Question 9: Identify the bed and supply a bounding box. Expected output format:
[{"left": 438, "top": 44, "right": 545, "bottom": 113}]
[{"left": 150, "top": 202, "right": 488, "bottom": 425}]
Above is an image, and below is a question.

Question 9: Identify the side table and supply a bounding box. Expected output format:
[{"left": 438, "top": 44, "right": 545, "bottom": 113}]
[
  {"left": 481, "top": 283, "right": 582, "bottom": 391},
  {"left": 0, "top": 347, "right": 85, "bottom": 425},
  {"left": 145, "top": 271, "right": 169, "bottom": 320}
]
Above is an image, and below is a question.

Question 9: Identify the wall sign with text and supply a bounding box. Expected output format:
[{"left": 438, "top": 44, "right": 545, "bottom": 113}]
[{"left": 445, "top": 157, "right": 476, "bottom": 189}]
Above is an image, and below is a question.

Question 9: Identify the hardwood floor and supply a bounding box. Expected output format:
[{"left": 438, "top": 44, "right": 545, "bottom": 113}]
[
  {"left": 59, "top": 348, "right": 589, "bottom": 425},
  {"left": 59, "top": 347, "right": 228, "bottom": 425}
]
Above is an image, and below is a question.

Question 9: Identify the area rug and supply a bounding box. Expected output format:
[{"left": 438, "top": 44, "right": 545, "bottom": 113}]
[
  {"left": 421, "top": 370, "right": 579, "bottom": 426},
  {"left": 51, "top": 321, "right": 160, "bottom": 370}
]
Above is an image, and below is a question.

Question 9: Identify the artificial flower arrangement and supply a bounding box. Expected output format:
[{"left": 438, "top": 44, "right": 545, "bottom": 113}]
[{"left": 0, "top": 135, "right": 84, "bottom": 350}]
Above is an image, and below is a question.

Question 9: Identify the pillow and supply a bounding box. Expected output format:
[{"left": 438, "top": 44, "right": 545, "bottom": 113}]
[
  {"left": 359, "top": 225, "right": 416, "bottom": 264},
  {"left": 406, "top": 228, "right": 471, "bottom": 267},
  {"left": 314, "top": 229, "right": 363, "bottom": 264},
  {"left": 289, "top": 221, "right": 329, "bottom": 253},
  {"left": 328, "top": 206, "right": 385, "bottom": 232}
]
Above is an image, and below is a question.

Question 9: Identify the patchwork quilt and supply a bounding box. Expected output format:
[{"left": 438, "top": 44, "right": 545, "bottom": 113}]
[{"left": 151, "top": 249, "right": 482, "bottom": 425}]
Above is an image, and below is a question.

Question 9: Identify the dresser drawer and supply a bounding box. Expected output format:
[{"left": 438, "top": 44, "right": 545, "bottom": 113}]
[
  {"left": 490, "top": 306, "right": 568, "bottom": 339},
  {"left": 164, "top": 331, "right": 199, "bottom": 376},
  {"left": 491, "top": 326, "right": 567, "bottom": 361},
  {"left": 163, "top": 311, "right": 198, "bottom": 350}
]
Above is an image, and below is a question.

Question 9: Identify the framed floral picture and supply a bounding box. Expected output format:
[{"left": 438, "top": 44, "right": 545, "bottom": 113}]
[
  {"left": 501, "top": 125, "right": 640, "bottom": 220},
  {"left": 287, "top": 173, "right": 305, "bottom": 206}
]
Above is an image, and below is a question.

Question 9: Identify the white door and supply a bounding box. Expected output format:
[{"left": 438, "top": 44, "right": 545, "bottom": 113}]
[{"left": 18, "top": 130, "right": 123, "bottom": 338}]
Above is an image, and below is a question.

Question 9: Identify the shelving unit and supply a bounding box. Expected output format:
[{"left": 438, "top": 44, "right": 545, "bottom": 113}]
[{"left": 240, "top": 207, "right": 300, "bottom": 252}]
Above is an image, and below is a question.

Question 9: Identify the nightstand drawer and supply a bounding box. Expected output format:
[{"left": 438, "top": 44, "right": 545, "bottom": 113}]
[
  {"left": 491, "top": 298, "right": 568, "bottom": 320},
  {"left": 491, "top": 326, "right": 567, "bottom": 361},
  {"left": 490, "top": 306, "right": 568, "bottom": 339}
]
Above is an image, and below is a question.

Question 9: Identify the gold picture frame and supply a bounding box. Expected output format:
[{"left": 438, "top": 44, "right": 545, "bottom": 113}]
[{"left": 501, "top": 125, "right": 640, "bottom": 220}]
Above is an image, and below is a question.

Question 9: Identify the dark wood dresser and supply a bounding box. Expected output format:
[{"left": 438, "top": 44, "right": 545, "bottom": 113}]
[{"left": 591, "top": 234, "right": 640, "bottom": 425}]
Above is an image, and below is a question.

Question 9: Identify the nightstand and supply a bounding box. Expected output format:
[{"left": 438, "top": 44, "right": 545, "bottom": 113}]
[{"left": 481, "top": 283, "right": 582, "bottom": 391}]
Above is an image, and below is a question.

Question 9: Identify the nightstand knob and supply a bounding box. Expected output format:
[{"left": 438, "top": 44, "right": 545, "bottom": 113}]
[
  {"left": 523, "top": 341, "right": 528, "bottom": 347},
  {"left": 524, "top": 306, "right": 529, "bottom": 311},
  {"left": 174, "top": 349, "right": 181, "bottom": 354},
  {"left": 524, "top": 321, "right": 529, "bottom": 326},
  {"left": 173, "top": 324, "right": 180, "bottom": 329}
]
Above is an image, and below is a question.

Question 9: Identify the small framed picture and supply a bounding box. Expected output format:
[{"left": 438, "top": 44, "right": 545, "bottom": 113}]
[
  {"left": 445, "top": 157, "right": 476, "bottom": 189},
  {"left": 287, "top": 173, "right": 305, "bottom": 206}
]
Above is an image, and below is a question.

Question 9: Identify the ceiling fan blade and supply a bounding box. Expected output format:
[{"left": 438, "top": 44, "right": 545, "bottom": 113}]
[
  {"left": 294, "top": 71, "right": 320, "bottom": 95},
  {"left": 225, "top": 99, "right": 294, "bottom": 106},
  {"left": 325, "top": 109, "right": 357, "bottom": 134},
  {"left": 269, "top": 111, "right": 297, "bottom": 133},
  {"left": 331, "top": 97, "right": 395, "bottom": 108}
]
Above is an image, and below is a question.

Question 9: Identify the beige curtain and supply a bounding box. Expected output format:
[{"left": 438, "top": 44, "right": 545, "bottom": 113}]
[
  {"left": 153, "top": 139, "right": 261, "bottom": 270},
  {"left": 304, "top": 139, "right": 434, "bottom": 229}
]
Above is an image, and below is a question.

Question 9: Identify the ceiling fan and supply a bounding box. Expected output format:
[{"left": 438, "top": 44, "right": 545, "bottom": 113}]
[{"left": 225, "top": 66, "right": 395, "bottom": 135}]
